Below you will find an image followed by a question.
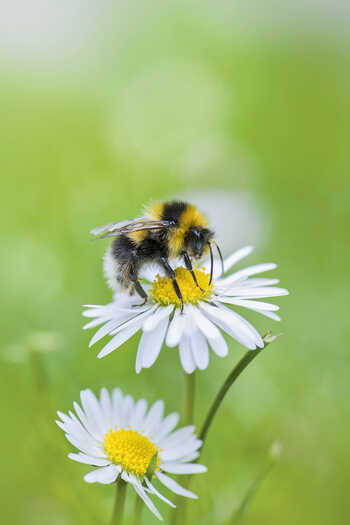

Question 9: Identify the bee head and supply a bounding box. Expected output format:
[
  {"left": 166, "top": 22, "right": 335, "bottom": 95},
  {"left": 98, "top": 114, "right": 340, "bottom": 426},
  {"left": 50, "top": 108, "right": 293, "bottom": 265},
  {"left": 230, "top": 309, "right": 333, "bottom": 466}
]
[{"left": 185, "top": 227, "right": 213, "bottom": 259}]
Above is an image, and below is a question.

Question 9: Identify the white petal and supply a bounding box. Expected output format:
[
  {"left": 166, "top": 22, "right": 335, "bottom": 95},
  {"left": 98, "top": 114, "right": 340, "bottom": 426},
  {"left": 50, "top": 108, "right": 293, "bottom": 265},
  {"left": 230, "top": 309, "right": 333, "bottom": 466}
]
[
  {"left": 216, "top": 297, "right": 282, "bottom": 322},
  {"left": 97, "top": 325, "right": 142, "bottom": 358},
  {"left": 220, "top": 262, "right": 277, "bottom": 286},
  {"left": 64, "top": 433, "right": 101, "bottom": 457},
  {"left": 132, "top": 481, "right": 163, "bottom": 521},
  {"left": 89, "top": 313, "right": 136, "bottom": 347},
  {"left": 204, "top": 245, "right": 254, "bottom": 278},
  {"left": 80, "top": 389, "right": 106, "bottom": 439},
  {"left": 215, "top": 297, "right": 279, "bottom": 311},
  {"left": 259, "top": 310, "right": 281, "bottom": 321},
  {"left": 160, "top": 426, "right": 195, "bottom": 448},
  {"left": 235, "top": 278, "right": 280, "bottom": 287},
  {"left": 161, "top": 463, "right": 207, "bottom": 474},
  {"left": 140, "top": 317, "right": 169, "bottom": 369},
  {"left": 155, "top": 413, "right": 179, "bottom": 442},
  {"left": 218, "top": 303, "right": 265, "bottom": 347},
  {"left": 183, "top": 310, "right": 197, "bottom": 336},
  {"left": 82, "top": 303, "right": 120, "bottom": 318},
  {"left": 83, "top": 317, "right": 110, "bottom": 330},
  {"left": 58, "top": 410, "right": 99, "bottom": 451},
  {"left": 68, "top": 453, "right": 110, "bottom": 466},
  {"left": 179, "top": 336, "right": 196, "bottom": 374},
  {"left": 156, "top": 472, "right": 198, "bottom": 499},
  {"left": 140, "top": 263, "right": 163, "bottom": 282},
  {"left": 84, "top": 464, "right": 120, "bottom": 484},
  {"left": 199, "top": 302, "right": 263, "bottom": 350},
  {"left": 190, "top": 330, "right": 209, "bottom": 370},
  {"left": 166, "top": 309, "right": 185, "bottom": 347},
  {"left": 179, "top": 451, "right": 200, "bottom": 462},
  {"left": 222, "top": 287, "right": 289, "bottom": 299},
  {"left": 189, "top": 305, "right": 222, "bottom": 340},
  {"left": 135, "top": 338, "right": 144, "bottom": 374},
  {"left": 129, "top": 399, "right": 148, "bottom": 431},
  {"left": 221, "top": 245, "right": 254, "bottom": 274},
  {"left": 143, "top": 305, "right": 173, "bottom": 332},
  {"left": 82, "top": 307, "right": 108, "bottom": 319},
  {"left": 99, "top": 388, "right": 113, "bottom": 429},
  {"left": 160, "top": 438, "right": 202, "bottom": 462},
  {"left": 119, "top": 394, "right": 135, "bottom": 428},
  {"left": 108, "top": 307, "right": 156, "bottom": 336},
  {"left": 144, "top": 477, "right": 176, "bottom": 508},
  {"left": 111, "top": 388, "right": 124, "bottom": 429},
  {"left": 56, "top": 419, "right": 65, "bottom": 431},
  {"left": 72, "top": 402, "right": 100, "bottom": 444},
  {"left": 208, "top": 331, "right": 228, "bottom": 357},
  {"left": 82, "top": 304, "right": 105, "bottom": 308},
  {"left": 111, "top": 388, "right": 123, "bottom": 425},
  {"left": 143, "top": 400, "right": 164, "bottom": 436}
]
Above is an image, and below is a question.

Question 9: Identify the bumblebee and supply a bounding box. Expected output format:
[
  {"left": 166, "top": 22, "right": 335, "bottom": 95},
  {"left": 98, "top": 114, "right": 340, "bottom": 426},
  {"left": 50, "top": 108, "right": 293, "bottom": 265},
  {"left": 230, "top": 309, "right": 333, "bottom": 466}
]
[{"left": 91, "top": 201, "right": 223, "bottom": 312}]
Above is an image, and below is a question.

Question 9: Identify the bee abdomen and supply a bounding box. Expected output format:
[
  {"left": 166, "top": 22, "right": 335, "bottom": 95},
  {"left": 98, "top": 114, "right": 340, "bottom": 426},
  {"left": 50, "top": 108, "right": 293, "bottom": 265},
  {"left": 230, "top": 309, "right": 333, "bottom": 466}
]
[{"left": 104, "top": 235, "right": 138, "bottom": 291}]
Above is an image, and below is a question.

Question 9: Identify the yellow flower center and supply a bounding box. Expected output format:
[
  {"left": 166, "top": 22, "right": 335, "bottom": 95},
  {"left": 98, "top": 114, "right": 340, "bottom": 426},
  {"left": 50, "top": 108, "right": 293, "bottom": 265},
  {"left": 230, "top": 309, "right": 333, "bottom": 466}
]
[
  {"left": 150, "top": 266, "right": 213, "bottom": 307},
  {"left": 104, "top": 427, "right": 160, "bottom": 477}
]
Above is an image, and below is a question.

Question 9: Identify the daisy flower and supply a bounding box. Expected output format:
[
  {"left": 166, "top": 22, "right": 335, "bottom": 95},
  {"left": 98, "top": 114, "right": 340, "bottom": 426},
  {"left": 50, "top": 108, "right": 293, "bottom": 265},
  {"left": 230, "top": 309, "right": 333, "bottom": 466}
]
[
  {"left": 83, "top": 246, "right": 288, "bottom": 374},
  {"left": 56, "top": 388, "right": 206, "bottom": 521}
]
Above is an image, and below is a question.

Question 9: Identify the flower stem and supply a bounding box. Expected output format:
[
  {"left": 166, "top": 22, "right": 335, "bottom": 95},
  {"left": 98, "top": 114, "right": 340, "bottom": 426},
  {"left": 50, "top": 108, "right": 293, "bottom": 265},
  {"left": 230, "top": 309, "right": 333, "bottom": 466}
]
[
  {"left": 175, "top": 336, "right": 276, "bottom": 525},
  {"left": 132, "top": 494, "right": 143, "bottom": 525},
  {"left": 229, "top": 461, "right": 274, "bottom": 523},
  {"left": 200, "top": 333, "right": 278, "bottom": 447},
  {"left": 183, "top": 372, "right": 196, "bottom": 425},
  {"left": 110, "top": 479, "right": 127, "bottom": 525},
  {"left": 171, "top": 372, "right": 196, "bottom": 525},
  {"left": 199, "top": 348, "right": 263, "bottom": 445},
  {"left": 30, "top": 349, "right": 48, "bottom": 394}
]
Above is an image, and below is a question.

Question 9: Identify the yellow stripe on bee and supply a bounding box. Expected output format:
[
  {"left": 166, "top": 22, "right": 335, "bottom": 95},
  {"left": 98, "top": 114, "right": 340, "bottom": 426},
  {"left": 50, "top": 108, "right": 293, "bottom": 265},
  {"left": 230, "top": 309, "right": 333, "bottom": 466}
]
[
  {"left": 169, "top": 205, "right": 208, "bottom": 257},
  {"left": 146, "top": 202, "right": 165, "bottom": 221},
  {"left": 128, "top": 230, "right": 148, "bottom": 243}
]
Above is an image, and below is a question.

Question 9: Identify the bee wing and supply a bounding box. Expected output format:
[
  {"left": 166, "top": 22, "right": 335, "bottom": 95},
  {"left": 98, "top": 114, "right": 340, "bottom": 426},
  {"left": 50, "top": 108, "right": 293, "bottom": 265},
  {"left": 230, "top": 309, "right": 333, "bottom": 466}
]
[
  {"left": 90, "top": 217, "right": 171, "bottom": 239},
  {"left": 90, "top": 217, "right": 147, "bottom": 236}
]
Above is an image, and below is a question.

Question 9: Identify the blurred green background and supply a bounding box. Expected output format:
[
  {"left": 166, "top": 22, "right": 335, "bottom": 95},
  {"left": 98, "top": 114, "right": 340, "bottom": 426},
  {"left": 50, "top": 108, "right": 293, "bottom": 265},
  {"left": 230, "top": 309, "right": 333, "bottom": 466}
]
[{"left": 1, "top": 2, "right": 349, "bottom": 524}]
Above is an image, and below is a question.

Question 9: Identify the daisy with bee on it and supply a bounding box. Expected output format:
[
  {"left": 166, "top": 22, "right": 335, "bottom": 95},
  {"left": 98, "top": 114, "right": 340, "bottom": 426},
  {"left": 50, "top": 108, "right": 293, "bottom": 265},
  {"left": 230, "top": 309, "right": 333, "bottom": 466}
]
[{"left": 85, "top": 201, "right": 288, "bottom": 373}]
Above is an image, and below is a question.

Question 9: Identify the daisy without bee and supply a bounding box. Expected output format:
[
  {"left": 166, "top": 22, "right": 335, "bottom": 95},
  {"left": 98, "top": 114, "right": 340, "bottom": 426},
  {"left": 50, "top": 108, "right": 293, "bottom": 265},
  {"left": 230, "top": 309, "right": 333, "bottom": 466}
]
[
  {"left": 56, "top": 388, "right": 206, "bottom": 521},
  {"left": 83, "top": 246, "right": 288, "bottom": 373}
]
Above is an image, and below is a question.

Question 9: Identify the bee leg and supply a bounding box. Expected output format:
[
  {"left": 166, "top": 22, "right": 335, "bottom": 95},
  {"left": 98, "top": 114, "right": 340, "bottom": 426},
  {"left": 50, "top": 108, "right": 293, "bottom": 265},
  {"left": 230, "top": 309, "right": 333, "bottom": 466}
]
[
  {"left": 159, "top": 257, "right": 184, "bottom": 314},
  {"left": 182, "top": 251, "right": 205, "bottom": 292},
  {"left": 129, "top": 265, "right": 148, "bottom": 306}
]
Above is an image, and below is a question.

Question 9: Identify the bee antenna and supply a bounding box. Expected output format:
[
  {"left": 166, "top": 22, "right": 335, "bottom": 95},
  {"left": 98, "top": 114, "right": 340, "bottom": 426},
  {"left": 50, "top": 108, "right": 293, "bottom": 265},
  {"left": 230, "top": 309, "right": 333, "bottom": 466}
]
[
  {"left": 213, "top": 241, "right": 224, "bottom": 276},
  {"left": 208, "top": 242, "right": 214, "bottom": 285}
]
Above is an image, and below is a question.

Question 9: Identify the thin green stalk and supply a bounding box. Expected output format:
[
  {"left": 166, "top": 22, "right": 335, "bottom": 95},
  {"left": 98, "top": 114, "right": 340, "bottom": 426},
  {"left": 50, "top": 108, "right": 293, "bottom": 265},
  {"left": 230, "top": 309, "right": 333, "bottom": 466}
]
[
  {"left": 230, "top": 462, "right": 274, "bottom": 523},
  {"left": 200, "top": 334, "right": 278, "bottom": 448},
  {"left": 171, "top": 372, "right": 196, "bottom": 525},
  {"left": 199, "top": 348, "right": 263, "bottom": 445},
  {"left": 110, "top": 479, "right": 127, "bottom": 525},
  {"left": 183, "top": 372, "right": 196, "bottom": 425},
  {"left": 132, "top": 494, "right": 143, "bottom": 525},
  {"left": 30, "top": 349, "right": 48, "bottom": 394}
]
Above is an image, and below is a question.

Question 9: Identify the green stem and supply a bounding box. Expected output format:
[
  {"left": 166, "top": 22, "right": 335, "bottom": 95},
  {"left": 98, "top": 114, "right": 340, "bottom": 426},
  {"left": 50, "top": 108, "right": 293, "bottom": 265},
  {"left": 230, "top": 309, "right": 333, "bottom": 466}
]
[
  {"left": 183, "top": 372, "right": 196, "bottom": 425},
  {"left": 132, "top": 494, "right": 143, "bottom": 525},
  {"left": 110, "top": 480, "right": 127, "bottom": 525},
  {"left": 230, "top": 461, "right": 274, "bottom": 523},
  {"left": 30, "top": 349, "right": 47, "bottom": 394},
  {"left": 171, "top": 372, "right": 196, "bottom": 525},
  {"left": 199, "top": 347, "right": 265, "bottom": 446}
]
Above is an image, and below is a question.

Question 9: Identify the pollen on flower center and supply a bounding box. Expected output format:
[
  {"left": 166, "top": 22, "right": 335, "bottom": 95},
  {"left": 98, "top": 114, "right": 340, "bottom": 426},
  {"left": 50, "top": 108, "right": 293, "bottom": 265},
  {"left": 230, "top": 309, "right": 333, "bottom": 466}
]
[
  {"left": 149, "top": 266, "right": 213, "bottom": 307},
  {"left": 104, "top": 427, "right": 159, "bottom": 477}
]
